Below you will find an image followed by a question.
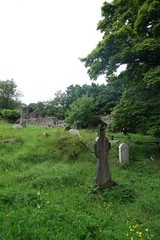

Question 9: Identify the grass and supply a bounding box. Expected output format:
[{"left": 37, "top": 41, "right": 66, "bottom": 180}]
[{"left": 0, "top": 121, "right": 160, "bottom": 239}]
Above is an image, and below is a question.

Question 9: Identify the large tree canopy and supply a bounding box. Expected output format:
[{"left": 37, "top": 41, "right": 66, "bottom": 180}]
[
  {"left": 81, "top": 0, "right": 160, "bottom": 136},
  {"left": 82, "top": 0, "right": 160, "bottom": 78},
  {"left": 0, "top": 79, "right": 22, "bottom": 110},
  {"left": 65, "top": 96, "right": 100, "bottom": 128}
]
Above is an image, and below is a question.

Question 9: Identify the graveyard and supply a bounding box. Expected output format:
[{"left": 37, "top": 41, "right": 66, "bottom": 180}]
[
  {"left": 0, "top": 0, "right": 159, "bottom": 238},
  {"left": 0, "top": 121, "right": 160, "bottom": 239}
]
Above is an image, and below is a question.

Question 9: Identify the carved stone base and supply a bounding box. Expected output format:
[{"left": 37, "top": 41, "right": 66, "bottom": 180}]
[{"left": 97, "top": 178, "right": 116, "bottom": 191}]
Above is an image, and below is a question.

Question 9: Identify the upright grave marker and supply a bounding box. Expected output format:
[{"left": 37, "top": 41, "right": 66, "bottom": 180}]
[
  {"left": 119, "top": 143, "right": 129, "bottom": 165},
  {"left": 93, "top": 122, "right": 113, "bottom": 190}
]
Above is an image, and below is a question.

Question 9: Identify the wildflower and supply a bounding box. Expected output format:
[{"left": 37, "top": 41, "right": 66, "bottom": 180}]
[
  {"left": 129, "top": 226, "right": 134, "bottom": 231},
  {"left": 134, "top": 224, "right": 139, "bottom": 229},
  {"left": 138, "top": 232, "right": 142, "bottom": 238},
  {"left": 145, "top": 228, "right": 149, "bottom": 232}
]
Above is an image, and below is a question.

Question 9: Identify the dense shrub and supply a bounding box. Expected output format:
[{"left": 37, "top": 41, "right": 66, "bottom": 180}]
[{"left": 0, "top": 109, "right": 20, "bottom": 123}]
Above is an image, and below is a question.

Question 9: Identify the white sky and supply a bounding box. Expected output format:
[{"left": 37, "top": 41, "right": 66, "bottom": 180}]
[{"left": 0, "top": 0, "right": 108, "bottom": 104}]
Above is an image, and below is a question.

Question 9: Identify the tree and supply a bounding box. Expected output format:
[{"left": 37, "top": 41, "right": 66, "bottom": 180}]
[
  {"left": 82, "top": 0, "right": 160, "bottom": 78},
  {"left": 28, "top": 102, "right": 46, "bottom": 116},
  {"left": 44, "top": 90, "right": 67, "bottom": 119},
  {"left": 65, "top": 96, "right": 100, "bottom": 128},
  {"left": 91, "top": 79, "right": 122, "bottom": 115},
  {"left": 81, "top": 0, "right": 160, "bottom": 135},
  {"left": 39, "top": 82, "right": 121, "bottom": 121},
  {"left": 65, "top": 84, "right": 85, "bottom": 108},
  {"left": 0, "top": 79, "right": 22, "bottom": 110},
  {"left": 65, "top": 83, "right": 121, "bottom": 116}
]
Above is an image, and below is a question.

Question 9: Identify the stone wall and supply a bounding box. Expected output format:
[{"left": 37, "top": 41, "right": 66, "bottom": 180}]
[{"left": 20, "top": 106, "right": 64, "bottom": 127}]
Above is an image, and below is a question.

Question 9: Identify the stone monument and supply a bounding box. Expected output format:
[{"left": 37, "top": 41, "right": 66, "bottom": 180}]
[
  {"left": 119, "top": 143, "right": 129, "bottom": 165},
  {"left": 68, "top": 129, "right": 80, "bottom": 137},
  {"left": 93, "top": 122, "right": 113, "bottom": 190}
]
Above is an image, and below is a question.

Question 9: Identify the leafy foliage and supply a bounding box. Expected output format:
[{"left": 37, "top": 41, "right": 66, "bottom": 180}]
[
  {"left": 1, "top": 109, "right": 20, "bottom": 123},
  {"left": 65, "top": 96, "right": 100, "bottom": 127},
  {"left": 81, "top": 0, "right": 160, "bottom": 136},
  {"left": 0, "top": 79, "right": 22, "bottom": 110},
  {"left": 57, "top": 135, "right": 88, "bottom": 159}
]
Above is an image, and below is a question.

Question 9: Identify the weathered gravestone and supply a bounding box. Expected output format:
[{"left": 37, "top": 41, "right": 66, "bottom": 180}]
[
  {"left": 68, "top": 129, "right": 80, "bottom": 137},
  {"left": 119, "top": 143, "right": 129, "bottom": 165},
  {"left": 13, "top": 124, "right": 23, "bottom": 129},
  {"left": 93, "top": 122, "right": 113, "bottom": 190}
]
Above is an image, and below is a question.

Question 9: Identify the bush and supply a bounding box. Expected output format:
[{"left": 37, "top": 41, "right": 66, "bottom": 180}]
[
  {"left": 57, "top": 136, "right": 88, "bottom": 159},
  {"left": 0, "top": 109, "right": 20, "bottom": 123}
]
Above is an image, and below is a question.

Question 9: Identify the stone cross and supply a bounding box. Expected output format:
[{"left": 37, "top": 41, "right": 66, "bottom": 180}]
[
  {"left": 93, "top": 122, "right": 112, "bottom": 190},
  {"left": 119, "top": 143, "right": 129, "bottom": 165}
]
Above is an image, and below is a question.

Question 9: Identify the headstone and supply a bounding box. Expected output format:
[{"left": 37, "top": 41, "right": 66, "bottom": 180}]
[
  {"left": 93, "top": 122, "right": 113, "bottom": 190},
  {"left": 68, "top": 129, "right": 80, "bottom": 137},
  {"left": 13, "top": 124, "right": 23, "bottom": 129},
  {"left": 119, "top": 143, "right": 129, "bottom": 165}
]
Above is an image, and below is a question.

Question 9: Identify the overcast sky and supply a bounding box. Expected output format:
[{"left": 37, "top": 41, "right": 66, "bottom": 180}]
[{"left": 0, "top": 0, "right": 108, "bottom": 104}]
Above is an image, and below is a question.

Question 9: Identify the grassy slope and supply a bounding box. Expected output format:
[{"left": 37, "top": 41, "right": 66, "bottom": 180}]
[{"left": 0, "top": 121, "right": 160, "bottom": 240}]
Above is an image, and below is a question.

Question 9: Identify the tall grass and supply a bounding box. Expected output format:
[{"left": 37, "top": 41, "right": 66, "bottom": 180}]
[{"left": 0, "top": 121, "right": 160, "bottom": 239}]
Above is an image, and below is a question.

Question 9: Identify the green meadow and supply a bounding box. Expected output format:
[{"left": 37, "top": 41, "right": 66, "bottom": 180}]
[{"left": 0, "top": 122, "right": 160, "bottom": 240}]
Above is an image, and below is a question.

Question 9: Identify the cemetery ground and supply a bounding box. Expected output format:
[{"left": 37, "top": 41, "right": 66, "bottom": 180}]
[{"left": 0, "top": 122, "right": 160, "bottom": 240}]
